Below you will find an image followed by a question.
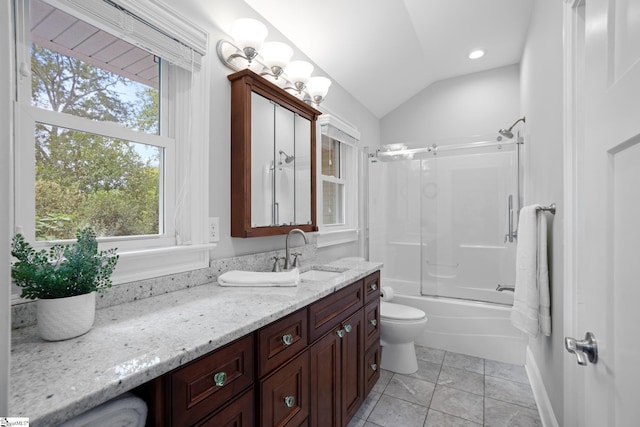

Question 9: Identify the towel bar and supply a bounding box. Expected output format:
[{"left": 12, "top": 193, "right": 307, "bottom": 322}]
[{"left": 537, "top": 203, "right": 556, "bottom": 214}]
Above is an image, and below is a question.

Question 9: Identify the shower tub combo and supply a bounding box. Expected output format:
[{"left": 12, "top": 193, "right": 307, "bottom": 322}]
[{"left": 370, "top": 135, "right": 528, "bottom": 365}]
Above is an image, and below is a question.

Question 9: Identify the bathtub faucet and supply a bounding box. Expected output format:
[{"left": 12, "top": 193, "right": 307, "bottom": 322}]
[{"left": 284, "top": 229, "right": 308, "bottom": 270}]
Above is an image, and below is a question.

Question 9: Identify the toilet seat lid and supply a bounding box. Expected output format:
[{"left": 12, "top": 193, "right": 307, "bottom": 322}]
[{"left": 380, "top": 301, "right": 426, "bottom": 321}]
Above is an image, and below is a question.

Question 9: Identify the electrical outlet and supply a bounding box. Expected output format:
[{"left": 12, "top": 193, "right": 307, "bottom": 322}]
[{"left": 208, "top": 217, "right": 220, "bottom": 242}]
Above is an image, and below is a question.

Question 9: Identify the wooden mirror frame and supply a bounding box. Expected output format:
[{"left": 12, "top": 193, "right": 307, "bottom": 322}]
[{"left": 228, "top": 69, "right": 321, "bottom": 238}]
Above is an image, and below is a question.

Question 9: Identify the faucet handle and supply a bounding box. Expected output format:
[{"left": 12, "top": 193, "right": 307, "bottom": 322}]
[
  {"left": 291, "top": 252, "right": 302, "bottom": 268},
  {"left": 272, "top": 256, "right": 283, "bottom": 272}
]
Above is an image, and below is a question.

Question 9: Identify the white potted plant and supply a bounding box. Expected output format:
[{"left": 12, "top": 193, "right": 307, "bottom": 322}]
[{"left": 11, "top": 227, "right": 118, "bottom": 341}]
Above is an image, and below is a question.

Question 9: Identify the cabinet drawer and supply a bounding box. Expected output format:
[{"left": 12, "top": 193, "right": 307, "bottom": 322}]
[
  {"left": 364, "top": 301, "right": 380, "bottom": 350},
  {"left": 194, "top": 386, "right": 254, "bottom": 427},
  {"left": 260, "top": 351, "right": 310, "bottom": 427},
  {"left": 364, "top": 344, "right": 381, "bottom": 397},
  {"left": 171, "top": 335, "right": 254, "bottom": 426},
  {"left": 363, "top": 271, "right": 380, "bottom": 305},
  {"left": 259, "top": 308, "right": 308, "bottom": 377},
  {"left": 309, "top": 281, "right": 363, "bottom": 342}
]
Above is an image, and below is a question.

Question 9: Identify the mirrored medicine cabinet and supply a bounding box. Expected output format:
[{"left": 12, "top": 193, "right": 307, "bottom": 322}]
[{"left": 228, "top": 69, "right": 321, "bottom": 237}]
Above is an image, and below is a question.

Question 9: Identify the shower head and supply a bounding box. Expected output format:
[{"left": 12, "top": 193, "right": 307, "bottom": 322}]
[
  {"left": 498, "top": 116, "right": 526, "bottom": 139},
  {"left": 279, "top": 150, "right": 295, "bottom": 164},
  {"left": 498, "top": 129, "right": 514, "bottom": 139}
]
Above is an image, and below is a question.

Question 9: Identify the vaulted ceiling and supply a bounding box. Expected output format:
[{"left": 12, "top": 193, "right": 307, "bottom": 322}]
[{"left": 243, "top": 0, "right": 533, "bottom": 118}]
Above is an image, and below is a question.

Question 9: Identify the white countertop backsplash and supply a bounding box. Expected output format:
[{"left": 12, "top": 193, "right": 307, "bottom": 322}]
[{"left": 10, "top": 256, "right": 382, "bottom": 426}]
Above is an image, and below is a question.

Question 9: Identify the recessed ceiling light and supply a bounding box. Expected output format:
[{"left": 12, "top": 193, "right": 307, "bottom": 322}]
[{"left": 468, "top": 50, "right": 485, "bottom": 59}]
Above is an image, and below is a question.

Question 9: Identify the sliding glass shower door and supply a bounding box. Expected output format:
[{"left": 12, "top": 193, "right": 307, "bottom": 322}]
[
  {"left": 420, "top": 144, "right": 518, "bottom": 304},
  {"left": 369, "top": 138, "right": 519, "bottom": 305}
]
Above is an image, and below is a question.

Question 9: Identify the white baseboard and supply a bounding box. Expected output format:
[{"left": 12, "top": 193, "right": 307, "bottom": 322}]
[{"left": 525, "top": 346, "right": 560, "bottom": 427}]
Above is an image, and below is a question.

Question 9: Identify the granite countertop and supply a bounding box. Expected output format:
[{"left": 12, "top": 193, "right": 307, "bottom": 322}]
[{"left": 9, "top": 259, "right": 382, "bottom": 426}]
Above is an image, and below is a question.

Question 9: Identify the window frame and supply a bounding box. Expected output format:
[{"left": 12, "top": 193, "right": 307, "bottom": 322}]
[
  {"left": 316, "top": 114, "right": 360, "bottom": 247},
  {"left": 11, "top": 0, "right": 212, "bottom": 295}
]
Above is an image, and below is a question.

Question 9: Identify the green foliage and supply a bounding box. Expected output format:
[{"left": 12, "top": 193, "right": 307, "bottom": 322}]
[
  {"left": 31, "top": 44, "right": 161, "bottom": 240},
  {"left": 10, "top": 228, "right": 119, "bottom": 300}
]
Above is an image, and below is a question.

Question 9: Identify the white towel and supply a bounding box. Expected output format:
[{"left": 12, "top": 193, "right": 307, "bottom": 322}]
[
  {"left": 510, "top": 205, "right": 551, "bottom": 337},
  {"left": 58, "top": 393, "right": 147, "bottom": 427},
  {"left": 217, "top": 269, "right": 299, "bottom": 287}
]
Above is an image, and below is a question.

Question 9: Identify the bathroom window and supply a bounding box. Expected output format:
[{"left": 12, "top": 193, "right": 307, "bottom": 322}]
[
  {"left": 13, "top": 0, "right": 209, "bottom": 289},
  {"left": 317, "top": 115, "right": 360, "bottom": 246}
]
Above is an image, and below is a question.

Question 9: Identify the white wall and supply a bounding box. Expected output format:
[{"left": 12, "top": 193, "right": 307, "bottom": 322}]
[
  {"left": 520, "top": 0, "right": 565, "bottom": 424},
  {"left": 0, "top": 0, "right": 12, "bottom": 415},
  {"left": 381, "top": 64, "right": 521, "bottom": 146},
  {"left": 176, "top": 0, "right": 381, "bottom": 259}
]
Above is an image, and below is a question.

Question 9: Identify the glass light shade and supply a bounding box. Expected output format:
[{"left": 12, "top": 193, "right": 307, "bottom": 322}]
[
  {"left": 262, "top": 42, "right": 293, "bottom": 69},
  {"left": 285, "top": 60, "right": 314, "bottom": 86},
  {"left": 230, "top": 18, "right": 268, "bottom": 52},
  {"left": 306, "top": 76, "right": 331, "bottom": 99}
]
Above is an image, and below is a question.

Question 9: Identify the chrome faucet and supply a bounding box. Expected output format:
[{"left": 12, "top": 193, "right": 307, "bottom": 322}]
[{"left": 284, "top": 229, "right": 309, "bottom": 270}]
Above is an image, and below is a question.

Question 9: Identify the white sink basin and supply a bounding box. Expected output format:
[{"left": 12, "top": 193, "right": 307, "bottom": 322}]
[{"left": 299, "top": 269, "right": 343, "bottom": 281}]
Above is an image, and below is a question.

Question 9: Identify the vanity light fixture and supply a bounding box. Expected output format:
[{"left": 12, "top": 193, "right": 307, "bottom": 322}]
[
  {"left": 217, "top": 18, "right": 331, "bottom": 105},
  {"left": 468, "top": 49, "right": 485, "bottom": 59}
]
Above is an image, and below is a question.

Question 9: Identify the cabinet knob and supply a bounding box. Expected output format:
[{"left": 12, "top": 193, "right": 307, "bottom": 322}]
[
  {"left": 370, "top": 283, "right": 377, "bottom": 291},
  {"left": 282, "top": 333, "right": 293, "bottom": 346},
  {"left": 213, "top": 371, "right": 227, "bottom": 386},
  {"left": 336, "top": 329, "right": 345, "bottom": 338},
  {"left": 370, "top": 319, "right": 377, "bottom": 327},
  {"left": 370, "top": 364, "right": 378, "bottom": 371},
  {"left": 344, "top": 324, "right": 352, "bottom": 333},
  {"left": 284, "top": 395, "right": 295, "bottom": 408}
]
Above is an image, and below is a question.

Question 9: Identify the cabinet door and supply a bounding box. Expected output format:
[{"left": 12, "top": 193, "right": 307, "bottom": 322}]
[
  {"left": 260, "top": 351, "right": 309, "bottom": 427},
  {"left": 364, "top": 344, "right": 381, "bottom": 397},
  {"left": 364, "top": 301, "right": 380, "bottom": 350},
  {"left": 363, "top": 271, "right": 380, "bottom": 305},
  {"left": 309, "top": 328, "right": 341, "bottom": 427},
  {"left": 195, "top": 387, "right": 254, "bottom": 427},
  {"left": 341, "top": 310, "right": 364, "bottom": 426}
]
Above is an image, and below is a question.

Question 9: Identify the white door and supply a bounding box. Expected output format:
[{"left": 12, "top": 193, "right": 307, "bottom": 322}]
[{"left": 564, "top": 0, "right": 640, "bottom": 425}]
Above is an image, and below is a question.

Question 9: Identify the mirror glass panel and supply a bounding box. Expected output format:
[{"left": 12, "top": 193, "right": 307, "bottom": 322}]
[
  {"left": 275, "top": 104, "right": 295, "bottom": 225},
  {"left": 250, "top": 92, "right": 312, "bottom": 227},
  {"left": 251, "top": 92, "right": 274, "bottom": 227}
]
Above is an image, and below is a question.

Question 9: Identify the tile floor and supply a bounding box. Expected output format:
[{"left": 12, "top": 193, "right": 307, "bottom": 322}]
[{"left": 348, "top": 345, "right": 543, "bottom": 427}]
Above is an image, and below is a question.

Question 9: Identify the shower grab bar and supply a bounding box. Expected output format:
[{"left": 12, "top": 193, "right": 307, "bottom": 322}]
[
  {"left": 496, "top": 284, "right": 515, "bottom": 292},
  {"left": 505, "top": 194, "right": 517, "bottom": 243}
]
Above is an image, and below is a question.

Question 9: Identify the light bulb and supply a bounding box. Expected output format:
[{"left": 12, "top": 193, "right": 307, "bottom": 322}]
[
  {"left": 262, "top": 42, "right": 293, "bottom": 78},
  {"left": 230, "top": 18, "right": 268, "bottom": 61},
  {"left": 285, "top": 60, "right": 313, "bottom": 91}
]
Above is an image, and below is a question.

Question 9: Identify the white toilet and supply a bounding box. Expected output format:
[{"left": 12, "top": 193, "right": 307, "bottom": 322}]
[{"left": 380, "top": 300, "right": 428, "bottom": 374}]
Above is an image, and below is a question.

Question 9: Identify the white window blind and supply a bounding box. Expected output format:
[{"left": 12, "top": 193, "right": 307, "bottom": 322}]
[
  {"left": 41, "top": 0, "right": 208, "bottom": 70},
  {"left": 319, "top": 114, "right": 361, "bottom": 147}
]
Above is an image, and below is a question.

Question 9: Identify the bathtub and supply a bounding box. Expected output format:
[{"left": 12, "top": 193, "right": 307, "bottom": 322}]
[{"left": 384, "top": 278, "right": 528, "bottom": 365}]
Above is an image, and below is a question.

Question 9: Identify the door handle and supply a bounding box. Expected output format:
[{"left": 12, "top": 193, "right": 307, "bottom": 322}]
[
  {"left": 504, "top": 194, "right": 517, "bottom": 243},
  {"left": 565, "top": 332, "right": 598, "bottom": 366}
]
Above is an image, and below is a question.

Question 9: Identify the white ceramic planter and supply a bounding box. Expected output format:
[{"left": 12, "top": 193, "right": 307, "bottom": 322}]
[{"left": 37, "top": 292, "right": 96, "bottom": 341}]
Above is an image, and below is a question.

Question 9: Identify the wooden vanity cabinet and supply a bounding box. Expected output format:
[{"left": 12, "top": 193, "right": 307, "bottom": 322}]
[{"left": 140, "top": 271, "right": 381, "bottom": 427}]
